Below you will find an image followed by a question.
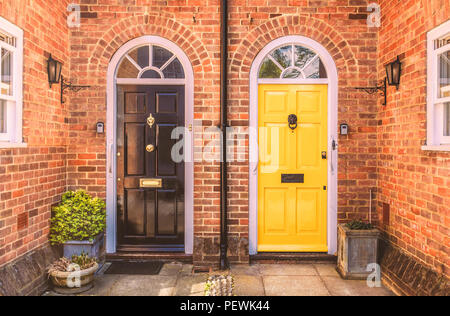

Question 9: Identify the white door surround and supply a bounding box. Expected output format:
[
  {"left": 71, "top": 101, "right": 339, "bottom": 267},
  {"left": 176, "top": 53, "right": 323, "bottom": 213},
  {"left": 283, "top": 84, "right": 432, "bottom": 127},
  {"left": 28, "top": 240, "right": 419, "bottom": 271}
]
[
  {"left": 106, "top": 36, "right": 194, "bottom": 254},
  {"left": 249, "top": 35, "right": 339, "bottom": 256}
]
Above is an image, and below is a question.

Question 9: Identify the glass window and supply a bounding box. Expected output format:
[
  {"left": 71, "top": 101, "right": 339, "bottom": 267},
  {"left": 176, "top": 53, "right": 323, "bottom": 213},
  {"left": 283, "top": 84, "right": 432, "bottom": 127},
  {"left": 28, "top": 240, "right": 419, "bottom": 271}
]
[
  {"left": 438, "top": 49, "right": 450, "bottom": 99},
  {"left": 1, "top": 48, "right": 13, "bottom": 96},
  {"left": 162, "top": 58, "right": 185, "bottom": 79},
  {"left": 259, "top": 44, "right": 327, "bottom": 79},
  {"left": 445, "top": 102, "right": 450, "bottom": 137},
  {"left": 0, "top": 100, "right": 6, "bottom": 134},
  {"left": 116, "top": 45, "right": 185, "bottom": 80},
  {"left": 425, "top": 20, "right": 450, "bottom": 148},
  {"left": 153, "top": 46, "right": 173, "bottom": 68},
  {"left": 0, "top": 17, "right": 23, "bottom": 144}
]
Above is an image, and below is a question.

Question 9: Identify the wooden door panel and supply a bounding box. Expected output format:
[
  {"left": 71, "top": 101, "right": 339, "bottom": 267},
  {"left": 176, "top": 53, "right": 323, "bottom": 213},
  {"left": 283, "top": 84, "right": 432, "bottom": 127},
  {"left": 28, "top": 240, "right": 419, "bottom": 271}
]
[
  {"left": 258, "top": 84, "right": 328, "bottom": 253},
  {"left": 117, "top": 85, "right": 185, "bottom": 251},
  {"left": 125, "top": 123, "right": 146, "bottom": 176}
]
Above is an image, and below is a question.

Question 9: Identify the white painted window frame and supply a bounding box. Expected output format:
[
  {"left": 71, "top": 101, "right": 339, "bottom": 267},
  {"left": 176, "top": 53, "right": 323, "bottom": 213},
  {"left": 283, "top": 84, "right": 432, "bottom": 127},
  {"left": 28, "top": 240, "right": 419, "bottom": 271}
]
[
  {"left": 249, "top": 36, "right": 339, "bottom": 256},
  {"left": 0, "top": 17, "right": 25, "bottom": 148},
  {"left": 106, "top": 36, "right": 194, "bottom": 255},
  {"left": 423, "top": 19, "right": 450, "bottom": 152}
]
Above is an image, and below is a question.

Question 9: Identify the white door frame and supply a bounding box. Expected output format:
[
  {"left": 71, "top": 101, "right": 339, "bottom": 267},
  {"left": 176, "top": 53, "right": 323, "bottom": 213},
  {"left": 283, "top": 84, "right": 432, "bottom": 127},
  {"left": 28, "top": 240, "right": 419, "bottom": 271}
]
[
  {"left": 106, "top": 36, "right": 194, "bottom": 254},
  {"left": 249, "top": 35, "right": 339, "bottom": 255}
]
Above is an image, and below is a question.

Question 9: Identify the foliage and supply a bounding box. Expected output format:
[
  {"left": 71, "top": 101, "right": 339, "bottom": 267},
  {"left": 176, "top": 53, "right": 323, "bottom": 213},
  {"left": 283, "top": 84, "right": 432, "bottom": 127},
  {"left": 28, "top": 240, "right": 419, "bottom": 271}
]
[
  {"left": 48, "top": 253, "right": 97, "bottom": 273},
  {"left": 49, "top": 190, "right": 106, "bottom": 245},
  {"left": 346, "top": 220, "right": 374, "bottom": 231}
]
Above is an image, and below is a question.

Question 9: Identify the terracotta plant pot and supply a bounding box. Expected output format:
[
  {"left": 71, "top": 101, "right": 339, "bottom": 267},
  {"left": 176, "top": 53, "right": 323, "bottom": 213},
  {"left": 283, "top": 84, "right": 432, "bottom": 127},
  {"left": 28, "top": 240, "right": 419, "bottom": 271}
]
[{"left": 49, "top": 263, "right": 99, "bottom": 294}]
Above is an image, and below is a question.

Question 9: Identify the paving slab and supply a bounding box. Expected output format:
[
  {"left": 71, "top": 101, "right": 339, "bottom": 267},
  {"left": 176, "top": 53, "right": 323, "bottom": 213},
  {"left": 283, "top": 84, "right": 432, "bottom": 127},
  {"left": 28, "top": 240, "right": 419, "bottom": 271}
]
[
  {"left": 263, "top": 276, "right": 330, "bottom": 296},
  {"left": 160, "top": 263, "right": 183, "bottom": 276},
  {"left": 107, "top": 275, "right": 177, "bottom": 296},
  {"left": 230, "top": 264, "right": 261, "bottom": 276},
  {"left": 173, "top": 274, "right": 208, "bottom": 296},
  {"left": 259, "top": 264, "right": 318, "bottom": 276},
  {"left": 321, "top": 276, "right": 394, "bottom": 296},
  {"left": 82, "top": 275, "right": 121, "bottom": 296},
  {"left": 313, "top": 264, "right": 340, "bottom": 277},
  {"left": 234, "top": 275, "right": 265, "bottom": 296}
]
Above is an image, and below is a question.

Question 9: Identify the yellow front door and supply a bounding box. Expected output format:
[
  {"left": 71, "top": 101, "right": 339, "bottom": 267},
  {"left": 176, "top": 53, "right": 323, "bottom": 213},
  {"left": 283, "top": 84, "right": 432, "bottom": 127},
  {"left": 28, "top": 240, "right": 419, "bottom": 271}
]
[{"left": 258, "top": 84, "right": 328, "bottom": 252}]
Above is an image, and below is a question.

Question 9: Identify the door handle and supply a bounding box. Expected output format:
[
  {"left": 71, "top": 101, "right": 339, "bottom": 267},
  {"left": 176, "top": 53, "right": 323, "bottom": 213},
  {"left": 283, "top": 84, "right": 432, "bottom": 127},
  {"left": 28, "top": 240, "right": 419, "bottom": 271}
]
[
  {"left": 253, "top": 144, "right": 259, "bottom": 175},
  {"left": 108, "top": 144, "right": 114, "bottom": 174},
  {"left": 146, "top": 144, "right": 155, "bottom": 153}
]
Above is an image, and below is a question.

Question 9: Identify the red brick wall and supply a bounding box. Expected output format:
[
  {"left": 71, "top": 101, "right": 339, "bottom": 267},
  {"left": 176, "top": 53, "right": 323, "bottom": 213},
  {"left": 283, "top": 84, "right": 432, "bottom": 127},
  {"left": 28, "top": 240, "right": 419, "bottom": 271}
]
[
  {"left": 67, "top": 0, "right": 379, "bottom": 267},
  {"left": 0, "top": 0, "right": 69, "bottom": 267},
  {"left": 377, "top": 0, "right": 449, "bottom": 277}
]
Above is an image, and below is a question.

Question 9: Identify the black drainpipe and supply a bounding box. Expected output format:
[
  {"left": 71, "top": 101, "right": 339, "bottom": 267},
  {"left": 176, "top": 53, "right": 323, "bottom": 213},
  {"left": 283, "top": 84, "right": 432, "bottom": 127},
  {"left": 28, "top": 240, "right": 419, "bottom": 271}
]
[{"left": 219, "top": 0, "right": 229, "bottom": 271}]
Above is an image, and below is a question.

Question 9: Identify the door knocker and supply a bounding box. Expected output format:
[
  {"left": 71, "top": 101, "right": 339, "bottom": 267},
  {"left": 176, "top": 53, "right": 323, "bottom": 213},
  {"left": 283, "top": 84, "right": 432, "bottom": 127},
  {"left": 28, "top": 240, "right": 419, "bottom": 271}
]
[
  {"left": 288, "top": 114, "right": 298, "bottom": 131},
  {"left": 147, "top": 114, "right": 156, "bottom": 128}
]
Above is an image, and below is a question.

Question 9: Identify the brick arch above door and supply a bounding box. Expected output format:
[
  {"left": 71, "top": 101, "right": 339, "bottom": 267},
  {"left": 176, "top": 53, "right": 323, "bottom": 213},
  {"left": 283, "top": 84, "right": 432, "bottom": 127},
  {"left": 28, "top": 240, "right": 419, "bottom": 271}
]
[
  {"left": 87, "top": 14, "right": 214, "bottom": 81},
  {"left": 230, "top": 15, "right": 358, "bottom": 79}
]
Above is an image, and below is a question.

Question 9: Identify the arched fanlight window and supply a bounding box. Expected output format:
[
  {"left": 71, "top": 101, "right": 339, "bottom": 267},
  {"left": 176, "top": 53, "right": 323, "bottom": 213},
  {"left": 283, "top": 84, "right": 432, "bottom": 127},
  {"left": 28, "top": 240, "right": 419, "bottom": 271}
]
[
  {"left": 259, "top": 44, "right": 328, "bottom": 79},
  {"left": 117, "top": 44, "right": 185, "bottom": 79}
]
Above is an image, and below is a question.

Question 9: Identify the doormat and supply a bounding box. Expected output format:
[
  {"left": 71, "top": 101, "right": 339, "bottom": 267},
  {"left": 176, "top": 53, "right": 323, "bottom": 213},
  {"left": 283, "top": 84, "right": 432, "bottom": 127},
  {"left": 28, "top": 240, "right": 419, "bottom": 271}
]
[{"left": 104, "top": 262, "right": 163, "bottom": 275}]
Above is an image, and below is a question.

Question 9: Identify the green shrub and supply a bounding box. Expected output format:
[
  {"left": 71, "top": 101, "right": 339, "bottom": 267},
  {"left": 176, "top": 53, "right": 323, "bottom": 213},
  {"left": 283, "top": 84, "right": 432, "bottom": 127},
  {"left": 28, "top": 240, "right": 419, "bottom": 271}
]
[
  {"left": 345, "top": 220, "right": 374, "bottom": 230},
  {"left": 49, "top": 190, "right": 106, "bottom": 245}
]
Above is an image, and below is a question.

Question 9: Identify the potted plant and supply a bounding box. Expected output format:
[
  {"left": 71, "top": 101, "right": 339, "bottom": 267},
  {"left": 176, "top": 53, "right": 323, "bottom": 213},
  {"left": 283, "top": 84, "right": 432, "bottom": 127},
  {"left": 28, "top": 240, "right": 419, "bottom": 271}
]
[
  {"left": 50, "top": 190, "right": 106, "bottom": 260},
  {"left": 337, "top": 220, "right": 381, "bottom": 280},
  {"left": 48, "top": 253, "right": 99, "bottom": 294}
]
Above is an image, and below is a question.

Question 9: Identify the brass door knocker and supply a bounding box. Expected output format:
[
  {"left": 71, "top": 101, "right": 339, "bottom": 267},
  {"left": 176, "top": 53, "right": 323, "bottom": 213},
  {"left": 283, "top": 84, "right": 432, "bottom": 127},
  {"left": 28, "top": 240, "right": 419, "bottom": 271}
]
[{"left": 147, "top": 114, "right": 156, "bottom": 128}]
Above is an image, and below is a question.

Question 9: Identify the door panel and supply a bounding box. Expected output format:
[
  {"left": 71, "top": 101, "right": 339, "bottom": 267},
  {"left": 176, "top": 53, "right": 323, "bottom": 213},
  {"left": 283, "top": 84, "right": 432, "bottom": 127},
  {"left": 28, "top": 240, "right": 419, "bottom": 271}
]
[
  {"left": 117, "top": 85, "right": 185, "bottom": 251},
  {"left": 258, "top": 84, "right": 328, "bottom": 253}
]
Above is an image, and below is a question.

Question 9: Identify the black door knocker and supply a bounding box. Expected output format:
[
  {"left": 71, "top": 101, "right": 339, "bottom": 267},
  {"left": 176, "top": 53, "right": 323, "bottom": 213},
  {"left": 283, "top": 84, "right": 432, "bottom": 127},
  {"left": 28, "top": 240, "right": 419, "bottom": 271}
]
[{"left": 288, "top": 114, "right": 298, "bottom": 131}]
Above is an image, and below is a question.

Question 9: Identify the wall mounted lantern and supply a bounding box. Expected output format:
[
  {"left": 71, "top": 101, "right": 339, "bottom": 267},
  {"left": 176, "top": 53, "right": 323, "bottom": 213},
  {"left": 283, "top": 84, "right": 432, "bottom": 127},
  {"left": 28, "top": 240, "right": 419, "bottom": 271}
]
[
  {"left": 355, "top": 56, "right": 402, "bottom": 106},
  {"left": 47, "top": 54, "right": 62, "bottom": 88},
  {"left": 47, "top": 55, "right": 91, "bottom": 104},
  {"left": 385, "top": 56, "right": 402, "bottom": 89}
]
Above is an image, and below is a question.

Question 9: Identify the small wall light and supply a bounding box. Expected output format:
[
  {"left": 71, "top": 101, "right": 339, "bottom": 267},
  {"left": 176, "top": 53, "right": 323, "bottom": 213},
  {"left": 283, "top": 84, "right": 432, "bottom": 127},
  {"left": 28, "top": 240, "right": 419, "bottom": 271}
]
[
  {"left": 47, "top": 54, "right": 91, "bottom": 104},
  {"left": 47, "top": 54, "right": 62, "bottom": 88},
  {"left": 385, "top": 56, "right": 402, "bottom": 90}
]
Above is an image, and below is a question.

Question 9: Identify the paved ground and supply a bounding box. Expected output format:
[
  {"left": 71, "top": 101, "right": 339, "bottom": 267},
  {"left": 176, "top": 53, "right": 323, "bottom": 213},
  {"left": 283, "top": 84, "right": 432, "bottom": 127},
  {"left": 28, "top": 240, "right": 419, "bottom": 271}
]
[{"left": 46, "top": 263, "right": 394, "bottom": 296}]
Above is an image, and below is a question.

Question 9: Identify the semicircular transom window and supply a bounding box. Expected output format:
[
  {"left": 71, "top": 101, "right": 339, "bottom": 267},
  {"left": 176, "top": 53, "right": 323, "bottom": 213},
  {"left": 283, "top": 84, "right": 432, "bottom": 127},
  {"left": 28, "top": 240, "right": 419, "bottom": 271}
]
[
  {"left": 259, "top": 45, "right": 328, "bottom": 79},
  {"left": 117, "top": 44, "right": 185, "bottom": 79}
]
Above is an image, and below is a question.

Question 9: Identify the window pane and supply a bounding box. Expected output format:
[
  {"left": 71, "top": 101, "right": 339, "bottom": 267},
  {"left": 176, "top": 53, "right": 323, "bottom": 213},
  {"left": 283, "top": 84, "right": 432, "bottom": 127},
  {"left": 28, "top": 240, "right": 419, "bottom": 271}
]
[
  {"left": 294, "top": 45, "right": 317, "bottom": 69},
  {"left": 128, "top": 46, "right": 149, "bottom": 69},
  {"left": 0, "top": 30, "right": 16, "bottom": 47},
  {"left": 259, "top": 57, "right": 282, "bottom": 79},
  {"left": 0, "top": 99, "right": 6, "bottom": 133},
  {"left": 439, "top": 49, "right": 450, "bottom": 98},
  {"left": 1, "top": 48, "right": 13, "bottom": 96},
  {"left": 444, "top": 103, "right": 450, "bottom": 137},
  {"left": 282, "top": 68, "right": 302, "bottom": 79},
  {"left": 117, "top": 57, "right": 140, "bottom": 78},
  {"left": 141, "top": 69, "right": 161, "bottom": 79},
  {"left": 162, "top": 58, "right": 185, "bottom": 79},
  {"left": 153, "top": 46, "right": 173, "bottom": 68},
  {"left": 271, "top": 46, "right": 292, "bottom": 69}
]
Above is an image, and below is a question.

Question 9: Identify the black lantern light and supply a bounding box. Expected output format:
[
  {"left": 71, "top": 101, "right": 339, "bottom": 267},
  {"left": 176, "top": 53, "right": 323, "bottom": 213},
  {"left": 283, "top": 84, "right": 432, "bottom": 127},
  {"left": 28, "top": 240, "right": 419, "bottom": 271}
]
[
  {"left": 47, "top": 54, "right": 91, "bottom": 104},
  {"left": 47, "top": 54, "right": 62, "bottom": 88},
  {"left": 385, "top": 56, "right": 402, "bottom": 89},
  {"left": 355, "top": 55, "right": 403, "bottom": 106}
]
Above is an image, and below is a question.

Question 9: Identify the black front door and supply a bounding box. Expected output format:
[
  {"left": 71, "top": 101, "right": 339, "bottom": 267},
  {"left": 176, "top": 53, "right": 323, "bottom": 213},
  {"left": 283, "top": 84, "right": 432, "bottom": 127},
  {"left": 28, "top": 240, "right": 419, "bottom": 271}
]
[{"left": 117, "top": 85, "right": 185, "bottom": 252}]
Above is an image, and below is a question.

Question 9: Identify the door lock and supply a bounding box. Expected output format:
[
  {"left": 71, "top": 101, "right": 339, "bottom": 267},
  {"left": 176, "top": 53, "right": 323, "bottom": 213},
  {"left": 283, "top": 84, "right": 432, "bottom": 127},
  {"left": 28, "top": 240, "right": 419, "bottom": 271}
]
[
  {"left": 288, "top": 114, "right": 298, "bottom": 131},
  {"left": 322, "top": 151, "right": 328, "bottom": 160}
]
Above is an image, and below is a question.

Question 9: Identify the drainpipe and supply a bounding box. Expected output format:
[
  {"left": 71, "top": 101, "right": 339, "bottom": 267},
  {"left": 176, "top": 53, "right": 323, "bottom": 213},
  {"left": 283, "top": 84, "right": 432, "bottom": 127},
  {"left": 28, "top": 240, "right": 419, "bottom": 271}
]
[{"left": 219, "top": 0, "right": 229, "bottom": 271}]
